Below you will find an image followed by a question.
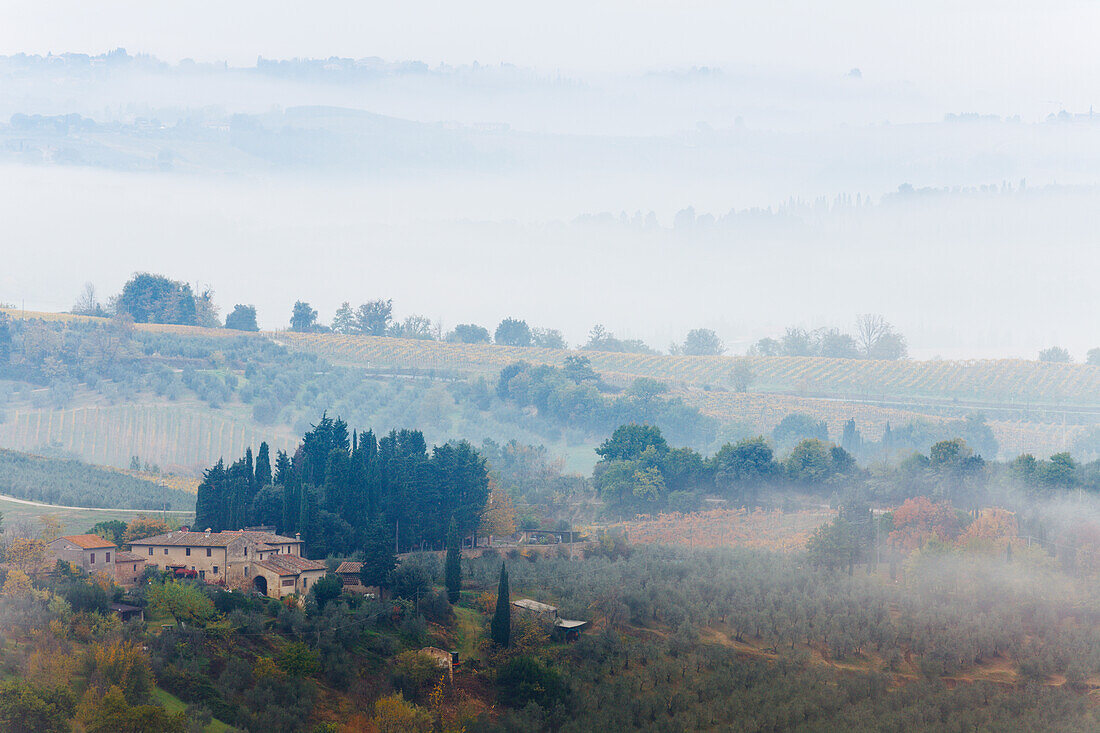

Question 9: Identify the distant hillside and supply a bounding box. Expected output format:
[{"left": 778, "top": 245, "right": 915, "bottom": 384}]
[
  {"left": 1, "top": 311, "right": 1094, "bottom": 464},
  {"left": 0, "top": 447, "right": 194, "bottom": 510},
  {"left": 0, "top": 402, "right": 298, "bottom": 475},
  {"left": 276, "top": 331, "right": 1100, "bottom": 409}
]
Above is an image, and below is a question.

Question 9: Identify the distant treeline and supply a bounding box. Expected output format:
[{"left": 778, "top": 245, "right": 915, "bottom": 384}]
[
  {"left": 749, "top": 314, "right": 907, "bottom": 360},
  {"left": 194, "top": 415, "right": 489, "bottom": 557},
  {"left": 591, "top": 422, "right": 1100, "bottom": 513},
  {"left": 0, "top": 448, "right": 193, "bottom": 510}
]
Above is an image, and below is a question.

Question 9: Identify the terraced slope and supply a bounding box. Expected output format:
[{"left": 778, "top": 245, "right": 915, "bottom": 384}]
[
  {"left": 276, "top": 332, "right": 1100, "bottom": 409},
  {"left": 0, "top": 403, "right": 297, "bottom": 474}
]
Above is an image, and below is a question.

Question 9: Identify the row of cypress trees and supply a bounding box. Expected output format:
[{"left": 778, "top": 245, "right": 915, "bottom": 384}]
[{"left": 194, "top": 414, "right": 490, "bottom": 557}]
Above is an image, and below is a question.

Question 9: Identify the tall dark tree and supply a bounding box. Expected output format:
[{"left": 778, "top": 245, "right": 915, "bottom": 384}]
[
  {"left": 445, "top": 517, "right": 461, "bottom": 603},
  {"left": 194, "top": 459, "right": 228, "bottom": 530},
  {"left": 255, "top": 442, "right": 272, "bottom": 489},
  {"left": 274, "top": 450, "right": 292, "bottom": 485},
  {"left": 431, "top": 441, "right": 490, "bottom": 543},
  {"left": 491, "top": 562, "right": 511, "bottom": 647},
  {"left": 360, "top": 519, "right": 396, "bottom": 590}
]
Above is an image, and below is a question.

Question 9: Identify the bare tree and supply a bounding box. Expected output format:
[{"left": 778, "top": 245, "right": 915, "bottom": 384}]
[
  {"left": 855, "top": 314, "right": 889, "bottom": 357},
  {"left": 855, "top": 314, "right": 907, "bottom": 360},
  {"left": 72, "top": 282, "right": 102, "bottom": 316}
]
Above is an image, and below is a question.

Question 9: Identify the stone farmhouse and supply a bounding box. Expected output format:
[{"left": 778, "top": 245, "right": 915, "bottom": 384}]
[
  {"left": 253, "top": 554, "right": 328, "bottom": 598},
  {"left": 47, "top": 534, "right": 117, "bottom": 574},
  {"left": 129, "top": 528, "right": 324, "bottom": 598}
]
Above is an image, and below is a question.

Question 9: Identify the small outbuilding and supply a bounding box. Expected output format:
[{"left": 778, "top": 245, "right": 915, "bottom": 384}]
[
  {"left": 553, "top": 618, "right": 588, "bottom": 641},
  {"left": 113, "top": 551, "right": 147, "bottom": 587},
  {"left": 513, "top": 598, "right": 559, "bottom": 620},
  {"left": 514, "top": 598, "right": 587, "bottom": 640},
  {"left": 109, "top": 603, "right": 145, "bottom": 623},
  {"left": 419, "top": 646, "right": 455, "bottom": 683}
]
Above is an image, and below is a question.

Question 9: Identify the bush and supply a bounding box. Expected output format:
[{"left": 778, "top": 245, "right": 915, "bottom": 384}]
[
  {"left": 275, "top": 642, "right": 320, "bottom": 678},
  {"left": 393, "top": 650, "right": 446, "bottom": 701},
  {"left": 496, "top": 656, "right": 567, "bottom": 710},
  {"left": 420, "top": 588, "right": 455, "bottom": 627}
]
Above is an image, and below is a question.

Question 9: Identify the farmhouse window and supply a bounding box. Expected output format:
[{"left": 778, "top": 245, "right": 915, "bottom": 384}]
[
  {"left": 207, "top": 548, "right": 212, "bottom": 557},
  {"left": 186, "top": 548, "right": 191, "bottom": 556},
  {"left": 90, "top": 553, "right": 95, "bottom": 564},
  {"left": 213, "top": 566, "right": 219, "bottom": 574},
  {"left": 282, "top": 578, "right": 295, "bottom": 587},
  {"left": 148, "top": 547, "right": 154, "bottom": 555},
  {"left": 106, "top": 552, "right": 111, "bottom": 562}
]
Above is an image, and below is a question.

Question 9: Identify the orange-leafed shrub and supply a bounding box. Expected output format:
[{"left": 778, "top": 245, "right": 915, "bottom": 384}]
[
  {"left": 957, "top": 507, "right": 1020, "bottom": 552},
  {"left": 888, "top": 497, "right": 960, "bottom": 552}
]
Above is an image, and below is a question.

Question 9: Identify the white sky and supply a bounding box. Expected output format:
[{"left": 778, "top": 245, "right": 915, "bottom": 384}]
[{"left": 3, "top": 0, "right": 1099, "bottom": 105}]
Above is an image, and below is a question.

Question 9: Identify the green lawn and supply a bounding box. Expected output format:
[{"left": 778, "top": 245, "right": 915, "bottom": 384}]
[
  {"left": 454, "top": 605, "right": 485, "bottom": 664},
  {"left": 152, "top": 687, "right": 233, "bottom": 732},
  {"left": 0, "top": 494, "right": 192, "bottom": 535}
]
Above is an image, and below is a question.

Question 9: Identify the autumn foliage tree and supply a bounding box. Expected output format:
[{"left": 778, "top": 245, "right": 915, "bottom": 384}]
[
  {"left": 4, "top": 538, "right": 46, "bottom": 574},
  {"left": 888, "top": 496, "right": 961, "bottom": 552},
  {"left": 122, "top": 516, "right": 172, "bottom": 544},
  {"left": 480, "top": 486, "right": 517, "bottom": 537},
  {"left": 957, "top": 508, "right": 1020, "bottom": 552}
]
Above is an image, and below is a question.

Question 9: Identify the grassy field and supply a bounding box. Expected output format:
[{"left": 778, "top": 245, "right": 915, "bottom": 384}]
[
  {"left": 612, "top": 508, "right": 834, "bottom": 552},
  {"left": 0, "top": 401, "right": 298, "bottom": 475},
  {"left": 275, "top": 331, "right": 1100, "bottom": 409},
  {"left": 0, "top": 494, "right": 192, "bottom": 535},
  {"left": 152, "top": 688, "right": 234, "bottom": 732}
]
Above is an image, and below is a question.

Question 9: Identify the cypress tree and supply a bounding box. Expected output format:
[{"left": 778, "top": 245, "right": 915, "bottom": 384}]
[
  {"left": 445, "top": 517, "right": 461, "bottom": 603},
  {"left": 490, "top": 562, "right": 511, "bottom": 647},
  {"left": 255, "top": 442, "right": 272, "bottom": 489}
]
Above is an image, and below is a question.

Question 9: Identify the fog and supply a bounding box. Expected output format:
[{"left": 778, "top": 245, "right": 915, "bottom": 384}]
[{"left": 0, "top": 6, "right": 1098, "bottom": 360}]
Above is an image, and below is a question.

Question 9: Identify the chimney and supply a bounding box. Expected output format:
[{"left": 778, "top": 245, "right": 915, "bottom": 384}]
[
  {"left": 205, "top": 528, "right": 211, "bottom": 537},
  {"left": 295, "top": 532, "right": 301, "bottom": 541}
]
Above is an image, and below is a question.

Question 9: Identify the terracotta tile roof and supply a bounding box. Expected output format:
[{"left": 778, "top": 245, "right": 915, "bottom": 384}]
[
  {"left": 255, "top": 555, "right": 328, "bottom": 576},
  {"left": 129, "top": 531, "right": 242, "bottom": 547},
  {"left": 129, "top": 529, "right": 302, "bottom": 548},
  {"left": 114, "top": 551, "right": 146, "bottom": 563},
  {"left": 56, "top": 534, "right": 117, "bottom": 549},
  {"left": 335, "top": 561, "right": 362, "bottom": 574},
  {"left": 228, "top": 530, "right": 302, "bottom": 546}
]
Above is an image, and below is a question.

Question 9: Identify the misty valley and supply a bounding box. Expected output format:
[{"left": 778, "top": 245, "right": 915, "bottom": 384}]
[{"left": 2, "top": 13, "right": 1100, "bottom": 732}]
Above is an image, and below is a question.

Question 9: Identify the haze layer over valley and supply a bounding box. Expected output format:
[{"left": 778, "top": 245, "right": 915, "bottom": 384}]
[{"left": 1, "top": 49, "right": 1098, "bottom": 360}]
